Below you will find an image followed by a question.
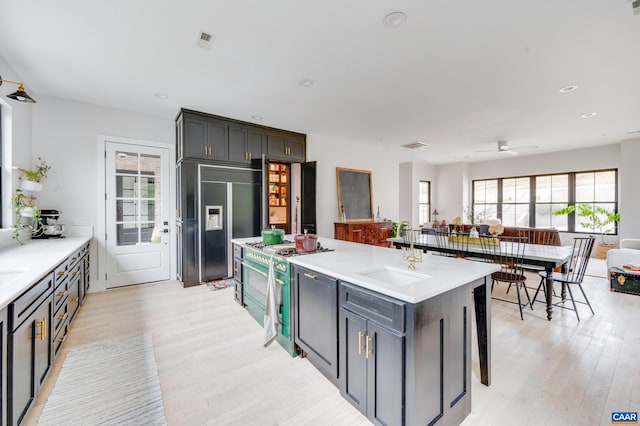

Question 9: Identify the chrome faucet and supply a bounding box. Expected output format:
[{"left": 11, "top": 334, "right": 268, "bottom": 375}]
[{"left": 399, "top": 220, "right": 422, "bottom": 270}]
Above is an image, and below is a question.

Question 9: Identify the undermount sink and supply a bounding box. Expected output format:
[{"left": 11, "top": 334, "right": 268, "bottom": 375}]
[
  {"left": 0, "top": 267, "right": 28, "bottom": 285},
  {"left": 358, "top": 266, "right": 431, "bottom": 286}
]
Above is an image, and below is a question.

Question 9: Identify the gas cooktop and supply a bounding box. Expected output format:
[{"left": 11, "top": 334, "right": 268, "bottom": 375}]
[{"left": 244, "top": 240, "right": 333, "bottom": 257}]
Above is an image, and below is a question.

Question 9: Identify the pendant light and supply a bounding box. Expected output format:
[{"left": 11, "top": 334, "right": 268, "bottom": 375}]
[{"left": 0, "top": 74, "right": 37, "bottom": 103}]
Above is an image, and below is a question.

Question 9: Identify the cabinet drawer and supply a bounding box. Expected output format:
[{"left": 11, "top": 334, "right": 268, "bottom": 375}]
[
  {"left": 53, "top": 303, "right": 70, "bottom": 336},
  {"left": 233, "top": 257, "right": 242, "bottom": 282},
  {"left": 233, "top": 244, "right": 242, "bottom": 258},
  {"left": 9, "top": 273, "right": 54, "bottom": 331},
  {"left": 53, "top": 318, "right": 70, "bottom": 358},
  {"left": 54, "top": 260, "right": 70, "bottom": 286},
  {"left": 69, "top": 246, "right": 86, "bottom": 267},
  {"left": 339, "top": 282, "right": 405, "bottom": 333},
  {"left": 53, "top": 277, "right": 69, "bottom": 313}
]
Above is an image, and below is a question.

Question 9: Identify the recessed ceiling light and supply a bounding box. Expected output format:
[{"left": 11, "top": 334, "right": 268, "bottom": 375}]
[
  {"left": 252, "top": 115, "right": 263, "bottom": 120},
  {"left": 154, "top": 93, "right": 168, "bottom": 99},
  {"left": 402, "top": 142, "right": 430, "bottom": 150},
  {"left": 558, "top": 85, "right": 578, "bottom": 93},
  {"left": 298, "top": 79, "right": 314, "bottom": 87},
  {"left": 581, "top": 112, "right": 597, "bottom": 118},
  {"left": 383, "top": 11, "right": 407, "bottom": 28},
  {"left": 626, "top": 130, "right": 640, "bottom": 135}
]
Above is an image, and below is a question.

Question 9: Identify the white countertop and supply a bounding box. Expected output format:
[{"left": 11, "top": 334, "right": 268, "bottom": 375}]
[
  {"left": 232, "top": 236, "right": 498, "bottom": 303},
  {"left": 0, "top": 237, "right": 92, "bottom": 310}
]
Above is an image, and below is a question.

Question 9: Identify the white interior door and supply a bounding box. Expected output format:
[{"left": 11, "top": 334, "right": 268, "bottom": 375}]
[{"left": 105, "top": 142, "right": 170, "bottom": 288}]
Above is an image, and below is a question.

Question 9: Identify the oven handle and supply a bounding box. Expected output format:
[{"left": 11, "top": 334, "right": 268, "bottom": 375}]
[{"left": 241, "top": 261, "right": 286, "bottom": 286}]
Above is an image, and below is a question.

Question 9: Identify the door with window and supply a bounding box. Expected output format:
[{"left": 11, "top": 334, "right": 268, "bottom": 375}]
[{"left": 105, "top": 142, "right": 170, "bottom": 288}]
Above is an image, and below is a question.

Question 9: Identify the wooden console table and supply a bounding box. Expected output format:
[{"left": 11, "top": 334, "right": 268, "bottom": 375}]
[{"left": 334, "top": 221, "right": 392, "bottom": 247}]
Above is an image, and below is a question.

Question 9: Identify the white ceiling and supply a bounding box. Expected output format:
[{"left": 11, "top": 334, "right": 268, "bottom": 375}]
[{"left": 1, "top": 0, "right": 639, "bottom": 164}]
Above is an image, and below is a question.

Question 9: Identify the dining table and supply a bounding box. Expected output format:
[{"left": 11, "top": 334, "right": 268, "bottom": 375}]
[{"left": 389, "top": 233, "right": 574, "bottom": 321}]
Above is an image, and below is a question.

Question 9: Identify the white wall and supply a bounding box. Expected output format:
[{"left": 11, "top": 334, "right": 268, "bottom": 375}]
[
  {"left": 398, "top": 162, "right": 412, "bottom": 224},
  {"left": 306, "top": 135, "right": 402, "bottom": 238},
  {"left": 31, "top": 95, "right": 174, "bottom": 290},
  {"left": 31, "top": 95, "right": 173, "bottom": 224},
  {"left": 434, "top": 162, "right": 468, "bottom": 223},
  {"left": 619, "top": 139, "right": 640, "bottom": 239}
]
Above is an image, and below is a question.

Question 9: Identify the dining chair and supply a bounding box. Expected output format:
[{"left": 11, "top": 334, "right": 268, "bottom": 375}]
[
  {"left": 434, "top": 229, "right": 468, "bottom": 258},
  {"left": 516, "top": 228, "right": 561, "bottom": 293},
  {"left": 531, "top": 236, "right": 595, "bottom": 321},
  {"left": 480, "top": 235, "right": 531, "bottom": 320}
]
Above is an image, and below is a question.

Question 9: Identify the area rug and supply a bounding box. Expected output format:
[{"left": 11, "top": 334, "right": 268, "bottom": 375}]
[
  {"left": 207, "top": 278, "right": 235, "bottom": 291},
  {"left": 39, "top": 333, "right": 166, "bottom": 426}
]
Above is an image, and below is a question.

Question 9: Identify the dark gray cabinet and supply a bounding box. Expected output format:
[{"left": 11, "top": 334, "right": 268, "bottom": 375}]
[
  {"left": 229, "top": 125, "right": 265, "bottom": 164},
  {"left": 267, "top": 133, "right": 305, "bottom": 162},
  {"left": 293, "top": 266, "right": 338, "bottom": 384},
  {"left": 8, "top": 274, "right": 54, "bottom": 426},
  {"left": 339, "top": 283, "right": 405, "bottom": 426},
  {"left": 182, "top": 116, "right": 228, "bottom": 161}
]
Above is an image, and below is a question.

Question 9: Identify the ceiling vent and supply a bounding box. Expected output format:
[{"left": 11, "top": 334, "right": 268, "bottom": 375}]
[
  {"left": 402, "top": 142, "right": 430, "bottom": 150},
  {"left": 195, "top": 30, "right": 215, "bottom": 50}
]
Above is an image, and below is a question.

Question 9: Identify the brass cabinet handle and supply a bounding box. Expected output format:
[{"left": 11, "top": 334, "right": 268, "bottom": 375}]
[
  {"left": 233, "top": 268, "right": 239, "bottom": 272},
  {"left": 57, "top": 312, "right": 69, "bottom": 321},
  {"left": 57, "top": 270, "right": 67, "bottom": 277},
  {"left": 248, "top": 152, "right": 252, "bottom": 160},
  {"left": 72, "top": 271, "right": 79, "bottom": 277},
  {"left": 71, "top": 296, "right": 79, "bottom": 303},
  {"left": 204, "top": 146, "right": 208, "bottom": 156},
  {"left": 366, "top": 335, "right": 372, "bottom": 359},
  {"left": 58, "top": 334, "right": 67, "bottom": 343},
  {"left": 358, "top": 331, "right": 364, "bottom": 355},
  {"left": 303, "top": 273, "right": 317, "bottom": 280},
  {"left": 36, "top": 318, "right": 47, "bottom": 341},
  {"left": 57, "top": 290, "right": 68, "bottom": 297}
]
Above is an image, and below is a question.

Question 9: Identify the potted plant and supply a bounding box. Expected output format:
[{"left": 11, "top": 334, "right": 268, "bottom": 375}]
[
  {"left": 11, "top": 189, "right": 42, "bottom": 244},
  {"left": 553, "top": 204, "right": 621, "bottom": 259},
  {"left": 17, "top": 156, "right": 50, "bottom": 191}
]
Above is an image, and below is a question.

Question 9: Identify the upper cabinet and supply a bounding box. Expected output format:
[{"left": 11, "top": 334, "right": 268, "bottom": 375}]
[
  {"left": 177, "top": 109, "right": 305, "bottom": 164},
  {"left": 267, "top": 132, "right": 306, "bottom": 162},
  {"left": 182, "top": 115, "right": 228, "bottom": 161}
]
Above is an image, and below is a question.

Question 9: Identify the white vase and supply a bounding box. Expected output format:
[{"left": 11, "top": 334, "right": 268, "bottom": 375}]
[
  {"left": 20, "top": 180, "right": 43, "bottom": 192},
  {"left": 20, "top": 207, "right": 34, "bottom": 217}
]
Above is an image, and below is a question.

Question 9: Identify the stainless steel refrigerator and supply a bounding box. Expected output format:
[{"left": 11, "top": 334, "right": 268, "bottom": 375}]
[{"left": 199, "top": 165, "right": 261, "bottom": 282}]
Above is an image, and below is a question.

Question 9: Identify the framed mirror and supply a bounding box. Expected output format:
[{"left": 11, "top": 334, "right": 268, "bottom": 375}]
[{"left": 336, "top": 167, "right": 373, "bottom": 221}]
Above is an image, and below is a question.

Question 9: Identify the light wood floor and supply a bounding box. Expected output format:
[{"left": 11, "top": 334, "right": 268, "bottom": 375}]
[{"left": 24, "top": 259, "right": 640, "bottom": 426}]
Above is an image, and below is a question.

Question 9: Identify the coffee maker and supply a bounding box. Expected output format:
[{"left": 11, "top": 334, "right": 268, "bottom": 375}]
[{"left": 33, "top": 209, "right": 65, "bottom": 239}]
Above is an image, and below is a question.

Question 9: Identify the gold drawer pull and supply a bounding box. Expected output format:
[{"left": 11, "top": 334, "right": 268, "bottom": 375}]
[
  {"left": 58, "top": 334, "right": 67, "bottom": 343},
  {"left": 36, "top": 318, "right": 47, "bottom": 341},
  {"left": 57, "top": 270, "right": 67, "bottom": 276},
  {"left": 57, "top": 290, "right": 68, "bottom": 297},
  {"left": 57, "top": 312, "right": 69, "bottom": 321},
  {"left": 358, "top": 331, "right": 364, "bottom": 355},
  {"left": 303, "top": 273, "right": 317, "bottom": 280},
  {"left": 71, "top": 296, "right": 79, "bottom": 303},
  {"left": 365, "top": 335, "right": 372, "bottom": 359}
]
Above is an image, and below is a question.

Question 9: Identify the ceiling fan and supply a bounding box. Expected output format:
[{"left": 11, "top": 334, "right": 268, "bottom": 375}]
[{"left": 474, "top": 140, "right": 538, "bottom": 156}]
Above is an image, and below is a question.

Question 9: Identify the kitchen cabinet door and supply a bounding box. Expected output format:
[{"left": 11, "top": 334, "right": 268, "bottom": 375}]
[
  {"left": 207, "top": 121, "right": 228, "bottom": 161},
  {"left": 183, "top": 118, "right": 209, "bottom": 160},
  {"left": 286, "top": 138, "right": 305, "bottom": 162},
  {"left": 228, "top": 125, "right": 249, "bottom": 163},
  {"left": 294, "top": 267, "right": 338, "bottom": 382},
  {"left": 339, "top": 308, "right": 368, "bottom": 416},
  {"left": 247, "top": 129, "right": 266, "bottom": 161},
  {"left": 367, "top": 322, "right": 405, "bottom": 426},
  {"left": 9, "top": 296, "right": 52, "bottom": 426}
]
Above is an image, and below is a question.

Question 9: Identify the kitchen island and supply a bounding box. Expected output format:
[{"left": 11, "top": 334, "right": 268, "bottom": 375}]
[{"left": 232, "top": 237, "right": 498, "bottom": 426}]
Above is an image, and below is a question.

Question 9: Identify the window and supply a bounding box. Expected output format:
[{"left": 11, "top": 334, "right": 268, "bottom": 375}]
[
  {"left": 472, "top": 168, "right": 617, "bottom": 234},
  {"left": 501, "top": 177, "right": 530, "bottom": 227},
  {"left": 472, "top": 179, "right": 498, "bottom": 223},
  {"left": 535, "top": 174, "right": 568, "bottom": 230},
  {"left": 418, "top": 181, "right": 430, "bottom": 225},
  {"left": 574, "top": 170, "right": 616, "bottom": 233}
]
